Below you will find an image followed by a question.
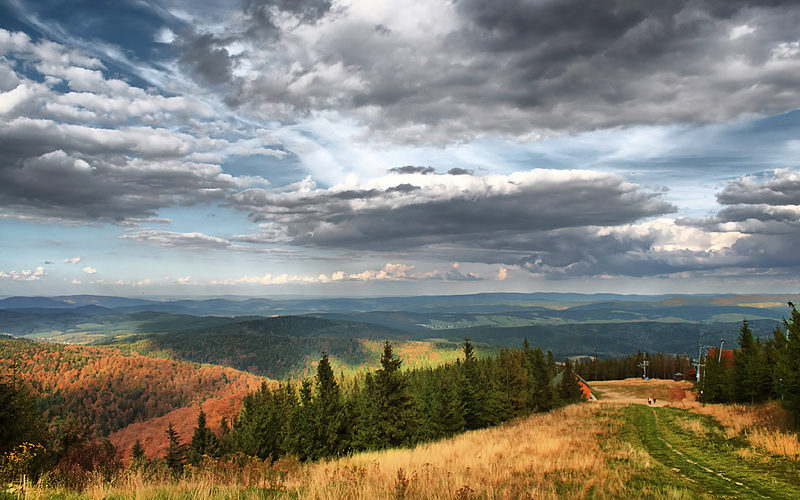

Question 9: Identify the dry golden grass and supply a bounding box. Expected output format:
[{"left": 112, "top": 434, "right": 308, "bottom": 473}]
[
  {"left": 25, "top": 403, "right": 661, "bottom": 499},
  {"left": 673, "top": 416, "right": 708, "bottom": 437},
  {"left": 285, "top": 403, "right": 654, "bottom": 499},
  {"left": 685, "top": 401, "right": 800, "bottom": 458},
  {"left": 747, "top": 429, "right": 800, "bottom": 458}
]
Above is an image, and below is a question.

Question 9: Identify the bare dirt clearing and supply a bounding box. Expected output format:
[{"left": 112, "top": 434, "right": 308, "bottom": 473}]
[{"left": 591, "top": 378, "right": 695, "bottom": 406}]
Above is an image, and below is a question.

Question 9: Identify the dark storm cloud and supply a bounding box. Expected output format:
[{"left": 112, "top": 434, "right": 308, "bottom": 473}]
[
  {"left": 684, "top": 169, "right": 800, "bottom": 233},
  {"left": 0, "top": 149, "right": 237, "bottom": 223},
  {"left": 172, "top": 0, "right": 333, "bottom": 88},
  {"left": 716, "top": 169, "right": 800, "bottom": 205},
  {"left": 447, "top": 168, "right": 473, "bottom": 176},
  {"left": 677, "top": 169, "right": 800, "bottom": 275},
  {"left": 230, "top": 170, "right": 675, "bottom": 255},
  {"left": 388, "top": 166, "right": 436, "bottom": 175},
  {"left": 207, "top": 0, "right": 800, "bottom": 142},
  {"left": 175, "top": 31, "right": 234, "bottom": 86},
  {"left": 244, "top": 0, "right": 332, "bottom": 32}
]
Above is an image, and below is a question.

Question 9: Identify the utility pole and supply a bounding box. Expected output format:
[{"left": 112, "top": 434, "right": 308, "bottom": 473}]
[
  {"left": 639, "top": 360, "right": 649, "bottom": 379},
  {"left": 718, "top": 339, "right": 725, "bottom": 362}
]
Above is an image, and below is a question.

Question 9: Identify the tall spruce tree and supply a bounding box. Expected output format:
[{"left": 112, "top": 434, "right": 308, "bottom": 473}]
[
  {"left": 371, "top": 341, "right": 419, "bottom": 448},
  {"left": 233, "top": 382, "right": 277, "bottom": 459},
  {"left": 165, "top": 422, "right": 186, "bottom": 476},
  {"left": 528, "top": 347, "right": 553, "bottom": 411},
  {"left": 0, "top": 380, "right": 46, "bottom": 454},
  {"left": 288, "top": 379, "right": 317, "bottom": 460},
  {"left": 314, "top": 352, "right": 347, "bottom": 458},
  {"left": 776, "top": 305, "right": 800, "bottom": 425},
  {"left": 458, "top": 337, "right": 484, "bottom": 429},
  {"left": 131, "top": 440, "right": 145, "bottom": 461},
  {"left": 188, "top": 408, "right": 218, "bottom": 464},
  {"left": 559, "top": 358, "right": 583, "bottom": 402},
  {"left": 735, "top": 320, "right": 756, "bottom": 402}
]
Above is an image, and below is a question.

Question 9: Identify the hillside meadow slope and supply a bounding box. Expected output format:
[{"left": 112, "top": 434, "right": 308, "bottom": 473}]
[{"left": 21, "top": 379, "right": 800, "bottom": 499}]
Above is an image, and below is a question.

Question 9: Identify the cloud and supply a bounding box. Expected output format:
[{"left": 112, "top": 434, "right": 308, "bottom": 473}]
[
  {"left": 496, "top": 267, "right": 508, "bottom": 281},
  {"left": 445, "top": 263, "right": 481, "bottom": 281},
  {"left": 447, "top": 168, "right": 473, "bottom": 176},
  {"left": 388, "top": 166, "right": 435, "bottom": 175},
  {"left": 214, "top": 262, "right": 443, "bottom": 286},
  {"left": 346, "top": 263, "right": 442, "bottom": 281},
  {"left": 675, "top": 169, "right": 800, "bottom": 276},
  {"left": 0, "top": 29, "right": 268, "bottom": 224},
  {"left": 0, "top": 266, "right": 46, "bottom": 281},
  {"left": 63, "top": 256, "right": 82, "bottom": 264},
  {"left": 171, "top": 0, "right": 334, "bottom": 88},
  {"left": 121, "top": 228, "right": 296, "bottom": 255},
  {"left": 113, "top": 278, "right": 153, "bottom": 286},
  {"left": 82, "top": 266, "right": 97, "bottom": 274},
  {"left": 683, "top": 169, "right": 800, "bottom": 235},
  {"left": 716, "top": 169, "right": 800, "bottom": 206},
  {"left": 230, "top": 169, "right": 675, "bottom": 254},
  {"left": 176, "top": 0, "right": 800, "bottom": 143}
]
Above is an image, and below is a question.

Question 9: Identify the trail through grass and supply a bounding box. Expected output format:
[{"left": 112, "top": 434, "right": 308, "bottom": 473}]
[{"left": 623, "top": 404, "right": 800, "bottom": 499}]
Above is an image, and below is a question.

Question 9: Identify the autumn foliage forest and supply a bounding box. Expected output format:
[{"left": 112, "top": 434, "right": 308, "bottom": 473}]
[{"left": 0, "top": 339, "right": 262, "bottom": 435}]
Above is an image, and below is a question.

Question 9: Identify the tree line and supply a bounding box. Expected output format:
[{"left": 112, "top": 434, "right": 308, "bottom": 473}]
[
  {"left": 701, "top": 306, "right": 800, "bottom": 424},
  {"left": 574, "top": 351, "right": 693, "bottom": 381},
  {"left": 153, "top": 338, "right": 585, "bottom": 474}
]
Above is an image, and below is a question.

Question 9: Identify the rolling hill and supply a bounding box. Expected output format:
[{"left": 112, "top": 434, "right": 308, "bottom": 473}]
[{"left": 0, "top": 337, "right": 263, "bottom": 436}]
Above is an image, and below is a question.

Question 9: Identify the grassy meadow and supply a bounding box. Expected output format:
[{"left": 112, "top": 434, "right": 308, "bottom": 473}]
[{"left": 12, "top": 379, "right": 800, "bottom": 499}]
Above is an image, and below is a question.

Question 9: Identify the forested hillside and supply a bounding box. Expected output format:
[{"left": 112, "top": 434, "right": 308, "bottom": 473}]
[
  {"left": 107, "top": 316, "right": 413, "bottom": 378},
  {"left": 0, "top": 338, "right": 263, "bottom": 436},
  {"left": 438, "top": 319, "right": 780, "bottom": 357},
  {"left": 701, "top": 308, "right": 800, "bottom": 420}
]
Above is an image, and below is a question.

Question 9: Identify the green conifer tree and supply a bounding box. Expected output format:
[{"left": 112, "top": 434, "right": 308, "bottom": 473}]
[
  {"left": 458, "top": 338, "right": 484, "bottom": 429},
  {"left": 188, "top": 408, "right": 218, "bottom": 465},
  {"left": 131, "top": 440, "right": 145, "bottom": 461},
  {"left": 529, "top": 347, "right": 553, "bottom": 411},
  {"left": 559, "top": 358, "right": 583, "bottom": 403},
  {"left": 776, "top": 305, "right": 800, "bottom": 425},
  {"left": 289, "top": 379, "right": 317, "bottom": 460},
  {"left": 314, "top": 352, "right": 347, "bottom": 458},
  {"left": 165, "top": 422, "right": 186, "bottom": 476},
  {"left": 372, "top": 341, "right": 420, "bottom": 448},
  {"left": 0, "top": 380, "right": 46, "bottom": 454},
  {"left": 734, "top": 319, "right": 761, "bottom": 403}
]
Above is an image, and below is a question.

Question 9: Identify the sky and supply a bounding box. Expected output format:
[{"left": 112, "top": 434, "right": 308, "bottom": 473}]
[{"left": 0, "top": 0, "right": 799, "bottom": 297}]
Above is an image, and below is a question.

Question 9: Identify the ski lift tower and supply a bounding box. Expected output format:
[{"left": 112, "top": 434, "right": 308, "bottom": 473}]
[{"left": 639, "top": 359, "right": 649, "bottom": 379}]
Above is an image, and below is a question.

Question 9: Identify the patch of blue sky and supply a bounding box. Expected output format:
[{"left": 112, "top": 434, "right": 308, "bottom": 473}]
[
  {"left": 154, "top": 203, "right": 253, "bottom": 236},
  {"left": 220, "top": 153, "right": 306, "bottom": 188}
]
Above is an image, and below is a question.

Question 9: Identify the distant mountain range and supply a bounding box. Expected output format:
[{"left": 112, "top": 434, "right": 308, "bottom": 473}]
[
  {"left": 1, "top": 292, "right": 796, "bottom": 315},
  {"left": 1, "top": 293, "right": 796, "bottom": 361}
]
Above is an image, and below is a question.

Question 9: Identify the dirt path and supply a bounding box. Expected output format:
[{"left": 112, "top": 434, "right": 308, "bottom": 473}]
[
  {"left": 591, "top": 387, "right": 669, "bottom": 406},
  {"left": 590, "top": 378, "right": 693, "bottom": 407}
]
